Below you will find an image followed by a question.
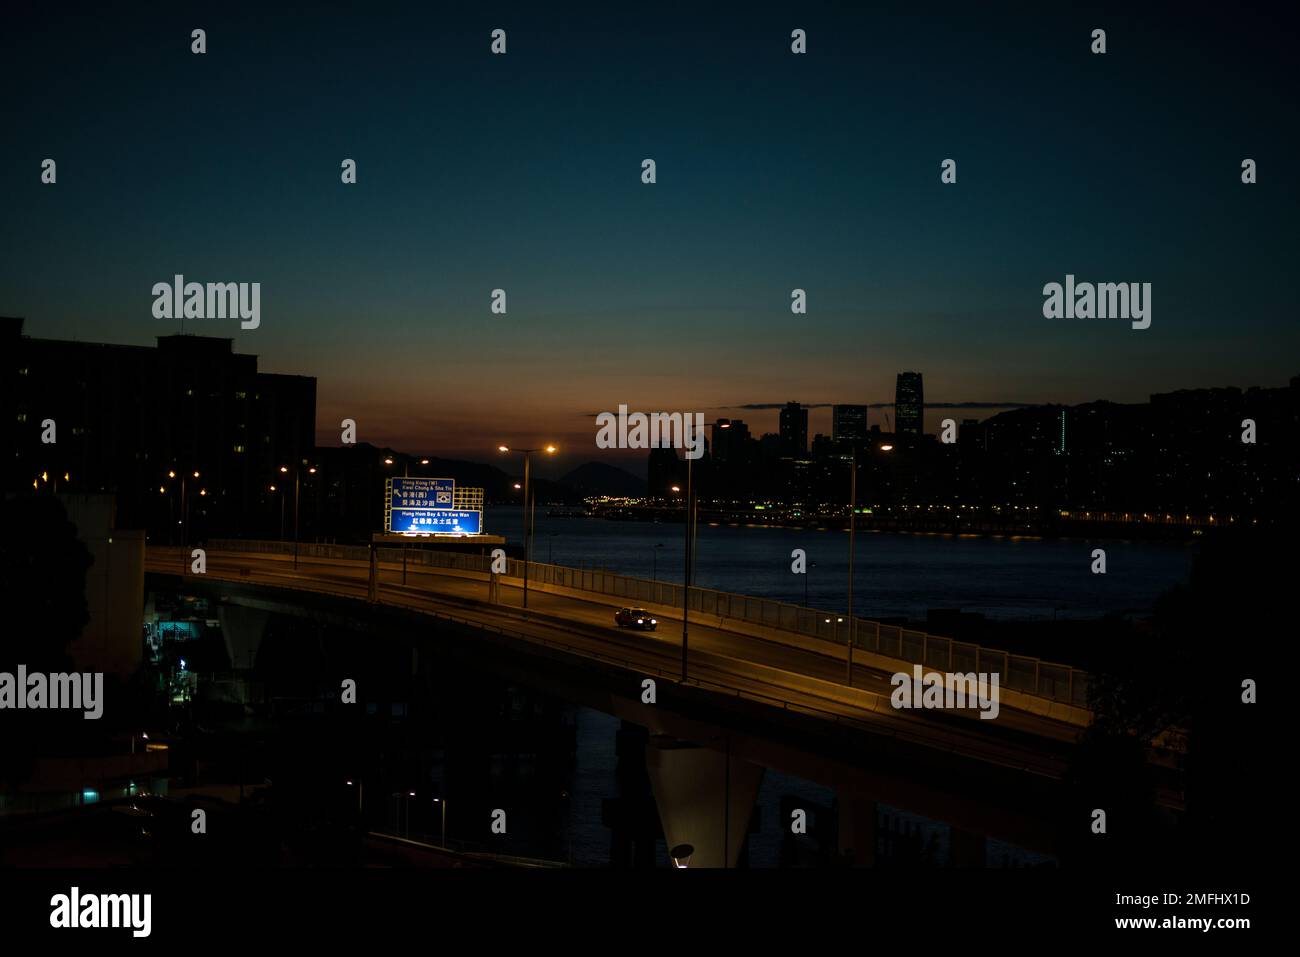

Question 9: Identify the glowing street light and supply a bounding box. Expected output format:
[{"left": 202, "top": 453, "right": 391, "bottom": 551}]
[
  {"left": 166, "top": 468, "right": 202, "bottom": 571},
  {"left": 498, "top": 443, "right": 558, "bottom": 609},
  {"left": 278, "top": 463, "right": 317, "bottom": 568}
]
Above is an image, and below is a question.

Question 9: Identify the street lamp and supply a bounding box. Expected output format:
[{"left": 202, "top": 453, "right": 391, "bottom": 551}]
[
  {"left": 279, "top": 463, "right": 317, "bottom": 569},
  {"left": 498, "top": 444, "right": 558, "bottom": 609},
  {"left": 673, "top": 459, "right": 697, "bottom": 681},
  {"left": 434, "top": 797, "right": 447, "bottom": 847},
  {"left": 846, "top": 442, "right": 893, "bottom": 686},
  {"left": 847, "top": 445, "right": 857, "bottom": 685},
  {"left": 268, "top": 483, "right": 288, "bottom": 542},
  {"left": 168, "top": 469, "right": 200, "bottom": 574}
]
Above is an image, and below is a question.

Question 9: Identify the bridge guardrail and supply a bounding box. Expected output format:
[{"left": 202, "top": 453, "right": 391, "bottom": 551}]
[{"left": 203, "top": 538, "right": 1089, "bottom": 708}]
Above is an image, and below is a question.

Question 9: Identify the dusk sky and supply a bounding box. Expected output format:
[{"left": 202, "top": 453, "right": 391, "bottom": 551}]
[{"left": 3, "top": 3, "right": 1295, "bottom": 474}]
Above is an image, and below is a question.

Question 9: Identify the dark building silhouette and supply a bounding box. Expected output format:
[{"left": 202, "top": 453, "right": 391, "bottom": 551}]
[
  {"left": 5, "top": 317, "right": 316, "bottom": 542},
  {"left": 895, "top": 372, "right": 924, "bottom": 436},
  {"left": 646, "top": 446, "right": 681, "bottom": 498},
  {"left": 778, "top": 402, "right": 808, "bottom": 457},
  {"left": 711, "top": 418, "right": 750, "bottom": 463},
  {"left": 832, "top": 404, "right": 868, "bottom": 442}
]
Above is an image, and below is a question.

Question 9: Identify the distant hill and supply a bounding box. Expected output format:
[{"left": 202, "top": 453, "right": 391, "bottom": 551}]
[
  {"left": 558, "top": 461, "right": 645, "bottom": 498},
  {"left": 406, "top": 455, "right": 517, "bottom": 499}
]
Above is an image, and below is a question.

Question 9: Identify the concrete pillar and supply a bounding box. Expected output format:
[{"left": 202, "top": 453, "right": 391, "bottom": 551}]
[
  {"left": 218, "top": 605, "right": 270, "bottom": 671},
  {"left": 837, "top": 795, "right": 877, "bottom": 866},
  {"left": 645, "top": 735, "right": 763, "bottom": 869}
]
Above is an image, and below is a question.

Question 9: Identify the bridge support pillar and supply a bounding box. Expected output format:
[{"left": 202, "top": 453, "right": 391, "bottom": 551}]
[
  {"left": 837, "top": 795, "right": 878, "bottom": 866},
  {"left": 645, "top": 735, "right": 762, "bottom": 868},
  {"left": 217, "top": 605, "right": 270, "bottom": 671}
]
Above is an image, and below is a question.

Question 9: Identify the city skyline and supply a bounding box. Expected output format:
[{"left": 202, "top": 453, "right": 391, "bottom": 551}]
[
  {"left": 3, "top": 5, "right": 1296, "bottom": 464},
  {"left": 11, "top": 315, "right": 1296, "bottom": 477}
]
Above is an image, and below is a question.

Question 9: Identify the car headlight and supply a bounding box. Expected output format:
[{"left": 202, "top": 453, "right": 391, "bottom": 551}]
[
  {"left": 636, "top": 619, "right": 644, "bottom": 624},
  {"left": 650, "top": 619, "right": 657, "bottom": 624}
]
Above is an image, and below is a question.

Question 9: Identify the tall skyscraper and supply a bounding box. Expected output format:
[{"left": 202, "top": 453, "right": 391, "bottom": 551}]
[
  {"left": 832, "top": 404, "right": 868, "bottom": 442},
  {"left": 778, "top": 402, "right": 808, "bottom": 457},
  {"left": 895, "top": 372, "right": 924, "bottom": 436}
]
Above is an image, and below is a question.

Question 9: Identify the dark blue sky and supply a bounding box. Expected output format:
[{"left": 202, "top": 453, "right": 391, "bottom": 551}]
[{"left": 3, "top": 2, "right": 1295, "bottom": 468}]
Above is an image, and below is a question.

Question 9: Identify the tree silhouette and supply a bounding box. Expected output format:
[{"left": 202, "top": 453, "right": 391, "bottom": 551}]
[
  {"left": 0, "top": 493, "right": 93, "bottom": 787},
  {"left": 1065, "top": 533, "right": 1273, "bottom": 871}
]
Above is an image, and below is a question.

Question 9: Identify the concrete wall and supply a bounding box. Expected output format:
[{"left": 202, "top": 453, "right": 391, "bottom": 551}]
[{"left": 60, "top": 494, "right": 144, "bottom": 678}]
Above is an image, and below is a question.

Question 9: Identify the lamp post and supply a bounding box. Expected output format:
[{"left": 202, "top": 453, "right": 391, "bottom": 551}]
[
  {"left": 681, "top": 456, "right": 694, "bottom": 681},
  {"left": 846, "top": 442, "right": 893, "bottom": 686},
  {"left": 434, "top": 797, "right": 447, "bottom": 847},
  {"left": 847, "top": 446, "right": 856, "bottom": 686},
  {"left": 498, "top": 444, "right": 557, "bottom": 610},
  {"left": 269, "top": 483, "right": 285, "bottom": 542},
  {"left": 170, "top": 469, "right": 200, "bottom": 575},
  {"left": 280, "top": 464, "right": 317, "bottom": 569}
]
